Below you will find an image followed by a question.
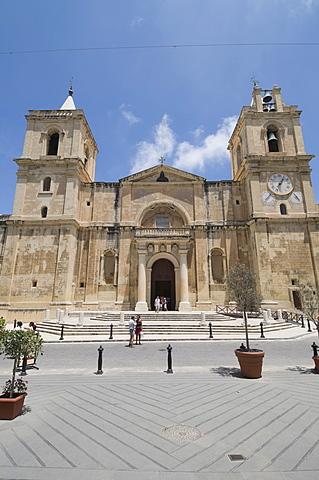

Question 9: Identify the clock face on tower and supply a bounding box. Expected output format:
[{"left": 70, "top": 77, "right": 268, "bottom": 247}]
[{"left": 267, "top": 172, "right": 293, "bottom": 196}]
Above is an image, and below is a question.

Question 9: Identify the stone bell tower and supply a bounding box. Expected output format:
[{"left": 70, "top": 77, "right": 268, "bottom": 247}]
[
  {"left": 12, "top": 87, "right": 98, "bottom": 221},
  {"left": 228, "top": 84, "right": 319, "bottom": 309},
  {"left": 0, "top": 89, "right": 98, "bottom": 309}
]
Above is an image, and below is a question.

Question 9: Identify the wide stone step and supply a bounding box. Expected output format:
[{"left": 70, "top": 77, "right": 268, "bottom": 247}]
[
  {"left": 36, "top": 320, "right": 298, "bottom": 336},
  {"left": 90, "top": 314, "right": 226, "bottom": 322}
]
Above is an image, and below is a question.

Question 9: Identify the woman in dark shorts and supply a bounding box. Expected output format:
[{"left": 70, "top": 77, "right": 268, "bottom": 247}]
[{"left": 135, "top": 315, "right": 143, "bottom": 345}]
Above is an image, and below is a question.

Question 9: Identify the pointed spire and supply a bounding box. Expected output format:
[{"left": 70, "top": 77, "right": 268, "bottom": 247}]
[{"left": 60, "top": 78, "right": 76, "bottom": 110}]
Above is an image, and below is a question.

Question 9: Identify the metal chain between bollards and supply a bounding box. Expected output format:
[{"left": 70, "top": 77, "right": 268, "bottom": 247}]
[
  {"left": 166, "top": 344, "right": 173, "bottom": 374},
  {"left": 96, "top": 345, "right": 104, "bottom": 375}
]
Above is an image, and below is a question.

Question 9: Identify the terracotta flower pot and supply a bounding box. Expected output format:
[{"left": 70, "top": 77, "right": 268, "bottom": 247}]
[
  {"left": 235, "top": 349, "right": 265, "bottom": 379},
  {"left": 0, "top": 393, "right": 27, "bottom": 420},
  {"left": 312, "top": 356, "right": 319, "bottom": 372}
]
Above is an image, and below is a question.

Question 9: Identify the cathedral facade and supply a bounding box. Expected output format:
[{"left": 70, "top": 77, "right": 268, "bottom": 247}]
[{"left": 0, "top": 85, "right": 318, "bottom": 320}]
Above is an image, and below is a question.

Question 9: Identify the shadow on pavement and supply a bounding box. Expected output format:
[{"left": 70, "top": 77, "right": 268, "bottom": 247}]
[
  {"left": 210, "top": 366, "right": 243, "bottom": 378},
  {"left": 285, "top": 366, "right": 317, "bottom": 374}
]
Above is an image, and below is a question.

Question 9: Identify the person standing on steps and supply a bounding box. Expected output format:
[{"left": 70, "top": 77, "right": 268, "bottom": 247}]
[
  {"left": 128, "top": 316, "right": 135, "bottom": 347},
  {"left": 162, "top": 297, "right": 167, "bottom": 311},
  {"left": 154, "top": 296, "right": 161, "bottom": 313},
  {"left": 135, "top": 315, "right": 143, "bottom": 345}
]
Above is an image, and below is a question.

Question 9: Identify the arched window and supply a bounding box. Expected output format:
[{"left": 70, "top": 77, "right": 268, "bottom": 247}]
[
  {"left": 41, "top": 206, "right": 48, "bottom": 218},
  {"left": 84, "top": 146, "right": 89, "bottom": 166},
  {"left": 104, "top": 251, "right": 115, "bottom": 284},
  {"left": 47, "top": 132, "right": 59, "bottom": 155},
  {"left": 211, "top": 249, "right": 224, "bottom": 283},
  {"left": 280, "top": 204, "right": 287, "bottom": 215},
  {"left": 236, "top": 145, "right": 242, "bottom": 170},
  {"left": 267, "top": 127, "right": 279, "bottom": 152},
  {"left": 43, "top": 177, "right": 51, "bottom": 192}
]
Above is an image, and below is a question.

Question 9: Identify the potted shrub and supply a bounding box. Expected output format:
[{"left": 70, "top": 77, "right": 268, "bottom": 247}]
[
  {"left": 296, "top": 281, "right": 319, "bottom": 371},
  {"left": 0, "top": 324, "right": 43, "bottom": 420},
  {"left": 226, "top": 263, "right": 264, "bottom": 378}
]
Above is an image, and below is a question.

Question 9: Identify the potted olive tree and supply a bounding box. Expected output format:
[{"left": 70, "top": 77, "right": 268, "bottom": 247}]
[
  {"left": 296, "top": 281, "right": 319, "bottom": 371},
  {"left": 0, "top": 324, "right": 43, "bottom": 420},
  {"left": 226, "top": 263, "right": 264, "bottom": 378}
]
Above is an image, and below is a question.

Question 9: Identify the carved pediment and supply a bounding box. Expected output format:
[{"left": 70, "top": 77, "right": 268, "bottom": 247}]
[{"left": 120, "top": 164, "right": 205, "bottom": 183}]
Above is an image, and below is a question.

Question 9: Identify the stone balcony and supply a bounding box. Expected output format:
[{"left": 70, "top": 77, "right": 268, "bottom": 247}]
[{"left": 134, "top": 228, "right": 191, "bottom": 238}]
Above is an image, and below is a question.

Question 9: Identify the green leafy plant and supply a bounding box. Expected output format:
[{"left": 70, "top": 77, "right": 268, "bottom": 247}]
[
  {"left": 226, "top": 263, "right": 263, "bottom": 351},
  {"left": 0, "top": 329, "right": 43, "bottom": 398},
  {"left": 2, "top": 378, "right": 28, "bottom": 398},
  {"left": 296, "top": 281, "right": 319, "bottom": 337},
  {"left": 0, "top": 317, "right": 5, "bottom": 333}
]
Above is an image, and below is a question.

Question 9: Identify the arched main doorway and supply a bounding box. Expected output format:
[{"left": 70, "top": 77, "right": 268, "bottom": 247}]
[{"left": 151, "top": 259, "right": 176, "bottom": 311}]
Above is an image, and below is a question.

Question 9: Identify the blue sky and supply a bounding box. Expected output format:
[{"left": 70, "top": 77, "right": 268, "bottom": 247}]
[{"left": 1, "top": 0, "right": 319, "bottom": 213}]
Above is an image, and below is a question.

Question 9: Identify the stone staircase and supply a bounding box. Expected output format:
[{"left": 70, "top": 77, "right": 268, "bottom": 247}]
[{"left": 35, "top": 311, "right": 299, "bottom": 338}]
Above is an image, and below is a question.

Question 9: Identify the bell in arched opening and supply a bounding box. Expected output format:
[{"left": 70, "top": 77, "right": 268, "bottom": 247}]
[{"left": 267, "top": 129, "right": 279, "bottom": 152}]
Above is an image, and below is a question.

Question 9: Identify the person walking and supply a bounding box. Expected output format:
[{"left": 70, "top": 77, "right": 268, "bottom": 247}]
[
  {"left": 135, "top": 315, "right": 143, "bottom": 345},
  {"left": 128, "top": 316, "right": 135, "bottom": 347},
  {"left": 162, "top": 297, "right": 168, "bottom": 311},
  {"left": 154, "top": 296, "right": 161, "bottom": 313},
  {"left": 14, "top": 321, "right": 24, "bottom": 330}
]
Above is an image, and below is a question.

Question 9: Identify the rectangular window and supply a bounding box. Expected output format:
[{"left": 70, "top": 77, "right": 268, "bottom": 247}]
[{"left": 156, "top": 216, "right": 169, "bottom": 228}]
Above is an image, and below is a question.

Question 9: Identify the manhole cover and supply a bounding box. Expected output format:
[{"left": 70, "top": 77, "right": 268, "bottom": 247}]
[
  {"left": 228, "top": 454, "right": 246, "bottom": 461},
  {"left": 162, "top": 425, "right": 202, "bottom": 444}
]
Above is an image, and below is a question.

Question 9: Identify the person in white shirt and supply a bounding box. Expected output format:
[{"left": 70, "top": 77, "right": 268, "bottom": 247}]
[{"left": 154, "top": 296, "right": 161, "bottom": 313}]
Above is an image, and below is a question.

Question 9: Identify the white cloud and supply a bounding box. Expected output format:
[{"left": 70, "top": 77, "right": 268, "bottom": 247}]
[
  {"left": 192, "top": 125, "right": 205, "bottom": 138},
  {"left": 130, "top": 114, "right": 176, "bottom": 173},
  {"left": 130, "top": 115, "right": 238, "bottom": 174},
  {"left": 300, "top": 0, "right": 317, "bottom": 11},
  {"left": 120, "top": 104, "right": 141, "bottom": 125},
  {"left": 173, "top": 116, "right": 237, "bottom": 171},
  {"left": 131, "top": 16, "right": 144, "bottom": 27},
  {"left": 281, "top": 0, "right": 318, "bottom": 14}
]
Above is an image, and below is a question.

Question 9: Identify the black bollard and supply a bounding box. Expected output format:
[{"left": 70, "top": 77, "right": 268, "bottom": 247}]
[
  {"left": 166, "top": 344, "right": 173, "bottom": 374},
  {"left": 96, "top": 345, "right": 104, "bottom": 375},
  {"left": 13, "top": 319, "right": 17, "bottom": 329},
  {"left": 239, "top": 343, "right": 247, "bottom": 350},
  {"left": 260, "top": 322, "right": 265, "bottom": 338},
  {"left": 301, "top": 315, "right": 305, "bottom": 328},
  {"left": 311, "top": 342, "right": 319, "bottom": 357},
  {"left": 209, "top": 322, "right": 213, "bottom": 339},
  {"left": 307, "top": 319, "right": 312, "bottom": 332},
  {"left": 109, "top": 323, "right": 113, "bottom": 340},
  {"left": 21, "top": 356, "right": 28, "bottom": 376},
  {"left": 59, "top": 324, "right": 64, "bottom": 341}
]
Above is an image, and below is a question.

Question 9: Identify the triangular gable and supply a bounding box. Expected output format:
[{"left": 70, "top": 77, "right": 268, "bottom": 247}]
[{"left": 120, "top": 164, "right": 206, "bottom": 183}]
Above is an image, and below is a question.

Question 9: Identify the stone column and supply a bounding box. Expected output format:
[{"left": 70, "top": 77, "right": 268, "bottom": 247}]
[
  {"left": 77, "top": 311, "right": 84, "bottom": 326},
  {"left": 135, "top": 243, "right": 148, "bottom": 311},
  {"left": 179, "top": 245, "right": 191, "bottom": 312}
]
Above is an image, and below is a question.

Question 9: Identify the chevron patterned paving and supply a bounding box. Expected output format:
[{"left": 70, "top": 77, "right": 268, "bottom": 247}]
[{"left": 0, "top": 371, "right": 319, "bottom": 479}]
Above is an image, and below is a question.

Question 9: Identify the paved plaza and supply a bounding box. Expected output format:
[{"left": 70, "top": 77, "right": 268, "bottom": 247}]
[{"left": 0, "top": 335, "right": 319, "bottom": 479}]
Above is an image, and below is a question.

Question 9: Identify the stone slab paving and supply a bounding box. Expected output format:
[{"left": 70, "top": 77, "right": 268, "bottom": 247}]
[{"left": 1, "top": 364, "right": 319, "bottom": 479}]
